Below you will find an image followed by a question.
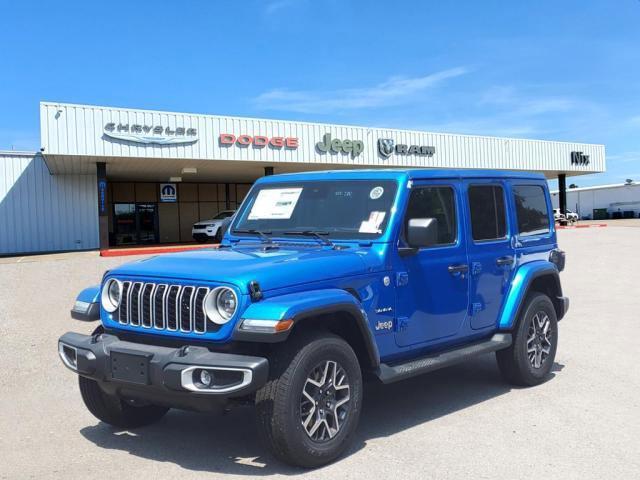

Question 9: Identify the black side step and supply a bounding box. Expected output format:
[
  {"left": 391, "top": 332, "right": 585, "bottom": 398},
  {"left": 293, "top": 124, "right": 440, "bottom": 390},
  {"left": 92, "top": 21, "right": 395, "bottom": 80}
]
[{"left": 376, "top": 333, "right": 512, "bottom": 384}]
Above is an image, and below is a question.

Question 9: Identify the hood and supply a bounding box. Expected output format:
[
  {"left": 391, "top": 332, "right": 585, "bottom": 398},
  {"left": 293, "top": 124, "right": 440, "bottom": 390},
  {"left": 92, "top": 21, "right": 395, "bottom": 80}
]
[
  {"left": 195, "top": 219, "right": 223, "bottom": 226},
  {"left": 109, "top": 244, "right": 376, "bottom": 292}
]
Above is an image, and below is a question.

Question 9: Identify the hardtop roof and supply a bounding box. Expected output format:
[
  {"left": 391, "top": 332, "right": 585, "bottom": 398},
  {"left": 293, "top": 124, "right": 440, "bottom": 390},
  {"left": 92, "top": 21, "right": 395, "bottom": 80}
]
[{"left": 256, "top": 168, "right": 547, "bottom": 184}]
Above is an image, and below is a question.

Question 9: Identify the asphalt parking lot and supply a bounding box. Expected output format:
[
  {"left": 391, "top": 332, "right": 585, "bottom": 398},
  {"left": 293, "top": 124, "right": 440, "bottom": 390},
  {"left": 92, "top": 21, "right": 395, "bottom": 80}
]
[{"left": 1, "top": 224, "right": 639, "bottom": 479}]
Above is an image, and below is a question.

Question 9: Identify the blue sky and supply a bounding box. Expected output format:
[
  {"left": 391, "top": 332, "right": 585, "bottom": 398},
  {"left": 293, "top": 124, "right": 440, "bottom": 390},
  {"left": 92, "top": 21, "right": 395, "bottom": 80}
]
[{"left": 1, "top": 0, "right": 639, "bottom": 186}]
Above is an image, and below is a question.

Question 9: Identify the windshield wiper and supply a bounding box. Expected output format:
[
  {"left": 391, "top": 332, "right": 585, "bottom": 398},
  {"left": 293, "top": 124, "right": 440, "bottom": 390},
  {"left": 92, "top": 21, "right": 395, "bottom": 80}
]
[
  {"left": 233, "top": 229, "right": 274, "bottom": 244},
  {"left": 283, "top": 230, "right": 334, "bottom": 247}
]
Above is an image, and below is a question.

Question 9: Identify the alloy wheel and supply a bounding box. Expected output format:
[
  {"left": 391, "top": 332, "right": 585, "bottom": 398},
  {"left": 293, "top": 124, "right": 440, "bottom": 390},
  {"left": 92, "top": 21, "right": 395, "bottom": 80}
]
[
  {"left": 300, "top": 360, "right": 351, "bottom": 442},
  {"left": 527, "top": 312, "right": 553, "bottom": 369}
]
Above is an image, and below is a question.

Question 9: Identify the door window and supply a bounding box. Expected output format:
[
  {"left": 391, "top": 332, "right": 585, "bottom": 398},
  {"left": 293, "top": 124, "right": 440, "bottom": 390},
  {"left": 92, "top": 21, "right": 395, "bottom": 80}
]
[
  {"left": 404, "top": 186, "right": 457, "bottom": 246},
  {"left": 513, "top": 185, "right": 550, "bottom": 236},
  {"left": 468, "top": 185, "right": 507, "bottom": 241}
]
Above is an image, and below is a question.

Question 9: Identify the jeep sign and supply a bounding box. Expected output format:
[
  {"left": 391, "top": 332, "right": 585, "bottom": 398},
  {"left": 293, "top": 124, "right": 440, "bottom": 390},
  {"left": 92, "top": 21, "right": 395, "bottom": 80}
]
[{"left": 316, "top": 133, "right": 364, "bottom": 157}]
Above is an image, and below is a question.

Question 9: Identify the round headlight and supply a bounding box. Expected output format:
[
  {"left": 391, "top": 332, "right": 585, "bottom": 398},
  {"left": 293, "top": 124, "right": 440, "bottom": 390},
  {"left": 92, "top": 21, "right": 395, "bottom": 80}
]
[
  {"left": 204, "top": 287, "right": 238, "bottom": 325},
  {"left": 101, "top": 278, "right": 122, "bottom": 313}
]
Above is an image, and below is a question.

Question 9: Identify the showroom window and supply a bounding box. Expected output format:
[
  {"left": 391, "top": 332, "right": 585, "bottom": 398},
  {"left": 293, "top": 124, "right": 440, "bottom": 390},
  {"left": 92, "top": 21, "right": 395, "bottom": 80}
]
[
  {"left": 468, "top": 185, "right": 507, "bottom": 241},
  {"left": 513, "top": 185, "right": 550, "bottom": 236}
]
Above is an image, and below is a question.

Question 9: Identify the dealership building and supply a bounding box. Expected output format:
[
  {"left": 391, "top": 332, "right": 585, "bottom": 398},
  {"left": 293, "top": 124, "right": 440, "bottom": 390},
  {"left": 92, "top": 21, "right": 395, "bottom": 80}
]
[
  {"left": 0, "top": 101, "right": 605, "bottom": 255},
  {"left": 551, "top": 181, "right": 640, "bottom": 219}
]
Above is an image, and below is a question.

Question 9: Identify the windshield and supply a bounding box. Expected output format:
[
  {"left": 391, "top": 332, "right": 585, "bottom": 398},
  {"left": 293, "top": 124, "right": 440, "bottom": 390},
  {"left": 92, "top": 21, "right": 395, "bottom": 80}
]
[{"left": 232, "top": 180, "right": 398, "bottom": 240}]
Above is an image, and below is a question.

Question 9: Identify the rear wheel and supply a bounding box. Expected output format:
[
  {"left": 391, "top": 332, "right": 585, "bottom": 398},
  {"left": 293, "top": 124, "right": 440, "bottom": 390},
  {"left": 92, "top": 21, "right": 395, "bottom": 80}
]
[
  {"left": 255, "top": 332, "right": 363, "bottom": 468},
  {"left": 496, "top": 292, "right": 558, "bottom": 386}
]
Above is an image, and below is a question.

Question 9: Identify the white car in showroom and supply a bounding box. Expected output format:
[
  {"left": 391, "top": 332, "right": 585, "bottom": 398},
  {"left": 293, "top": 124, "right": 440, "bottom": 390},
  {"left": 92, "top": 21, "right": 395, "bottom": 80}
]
[{"left": 192, "top": 210, "right": 235, "bottom": 243}]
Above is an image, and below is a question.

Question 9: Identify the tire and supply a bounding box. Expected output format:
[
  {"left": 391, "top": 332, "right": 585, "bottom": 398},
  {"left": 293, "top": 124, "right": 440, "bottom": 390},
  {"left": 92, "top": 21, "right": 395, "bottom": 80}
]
[
  {"left": 78, "top": 325, "right": 169, "bottom": 428},
  {"left": 255, "top": 332, "right": 363, "bottom": 468},
  {"left": 79, "top": 376, "right": 169, "bottom": 428},
  {"left": 213, "top": 230, "right": 222, "bottom": 243},
  {"left": 496, "top": 292, "right": 558, "bottom": 386}
]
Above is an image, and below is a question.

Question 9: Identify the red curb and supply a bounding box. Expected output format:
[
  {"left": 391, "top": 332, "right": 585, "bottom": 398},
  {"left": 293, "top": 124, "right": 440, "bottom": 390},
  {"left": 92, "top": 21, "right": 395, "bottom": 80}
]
[
  {"left": 557, "top": 224, "right": 608, "bottom": 229},
  {"left": 100, "top": 244, "right": 218, "bottom": 257}
]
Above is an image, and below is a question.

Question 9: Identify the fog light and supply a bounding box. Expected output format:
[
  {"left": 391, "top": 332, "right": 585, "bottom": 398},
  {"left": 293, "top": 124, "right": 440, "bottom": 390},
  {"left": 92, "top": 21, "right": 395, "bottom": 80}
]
[
  {"left": 58, "top": 342, "right": 78, "bottom": 370},
  {"left": 199, "top": 369, "right": 213, "bottom": 387}
]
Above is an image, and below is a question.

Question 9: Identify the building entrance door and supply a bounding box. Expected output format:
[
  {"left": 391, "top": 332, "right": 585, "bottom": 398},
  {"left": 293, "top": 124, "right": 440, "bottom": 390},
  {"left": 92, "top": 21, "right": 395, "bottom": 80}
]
[
  {"left": 136, "top": 203, "right": 158, "bottom": 244},
  {"left": 113, "top": 203, "right": 159, "bottom": 246}
]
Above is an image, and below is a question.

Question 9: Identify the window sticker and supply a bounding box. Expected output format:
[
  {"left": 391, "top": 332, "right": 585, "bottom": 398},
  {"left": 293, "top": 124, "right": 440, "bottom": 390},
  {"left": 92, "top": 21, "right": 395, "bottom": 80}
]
[
  {"left": 369, "top": 186, "right": 384, "bottom": 200},
  {"left": 248, "top": 188, "right": 303, "bottom": 220},
  {"left": 359, "top": 211, "right": 386, "bottom": 234}
]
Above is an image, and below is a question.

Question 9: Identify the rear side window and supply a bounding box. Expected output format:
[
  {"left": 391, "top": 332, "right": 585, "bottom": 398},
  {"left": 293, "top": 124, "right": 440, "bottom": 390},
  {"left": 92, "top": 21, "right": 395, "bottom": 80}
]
[
  {"left": 468, "top": 185, "right": 507, "bottom": 241},
  {"left": 513, "top": 185, "right": 550, "bottom": 236},
  {"left": 405, "top": 186, "right": 457, "bottom": 245}
]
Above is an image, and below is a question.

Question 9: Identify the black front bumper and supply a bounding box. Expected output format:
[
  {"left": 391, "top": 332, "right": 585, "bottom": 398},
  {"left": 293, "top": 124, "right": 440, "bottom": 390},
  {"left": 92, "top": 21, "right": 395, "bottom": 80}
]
[
  {"left": 58, "top": 332, "right": 269, "bottom": 410},
  {"left": 557, "top": 295, "right": 570, "bottom": 320}
]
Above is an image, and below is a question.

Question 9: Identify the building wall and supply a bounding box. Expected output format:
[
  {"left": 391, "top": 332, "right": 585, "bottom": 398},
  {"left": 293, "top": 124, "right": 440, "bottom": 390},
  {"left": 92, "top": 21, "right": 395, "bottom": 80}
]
[
  {"left": 40, "top": 102, "right": 605, "bottom": 175},
  {"left": 551, "top": 183, "right": 640, "bottom": 218},
  {"left": 0, "top": 152, "right": 99, "bottom": 255}
]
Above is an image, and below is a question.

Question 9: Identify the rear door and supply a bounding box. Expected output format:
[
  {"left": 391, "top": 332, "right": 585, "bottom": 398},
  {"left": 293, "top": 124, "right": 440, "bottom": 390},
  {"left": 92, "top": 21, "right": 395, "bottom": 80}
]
[{"left": 463, "top": 180, "right": 515, "bottom": 330}]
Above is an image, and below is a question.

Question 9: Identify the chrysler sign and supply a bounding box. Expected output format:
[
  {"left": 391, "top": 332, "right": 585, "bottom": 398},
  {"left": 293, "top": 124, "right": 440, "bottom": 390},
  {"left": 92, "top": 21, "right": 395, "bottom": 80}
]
[
  {"left": 104, "top": 123, "right": 198, "bottom": 145},
  {"left": 378, "top": 138, "right": 435, "bottom": 158}
]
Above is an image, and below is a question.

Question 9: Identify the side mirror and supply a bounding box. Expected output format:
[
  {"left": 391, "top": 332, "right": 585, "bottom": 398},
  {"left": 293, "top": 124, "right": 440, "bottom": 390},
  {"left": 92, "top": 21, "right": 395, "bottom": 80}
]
[{"left": 407, "top": 218, "right": 438, "bottom": 248}]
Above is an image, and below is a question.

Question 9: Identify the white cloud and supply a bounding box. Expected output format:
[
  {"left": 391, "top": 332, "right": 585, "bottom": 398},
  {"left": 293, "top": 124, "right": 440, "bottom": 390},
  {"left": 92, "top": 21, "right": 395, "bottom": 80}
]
[
  {"left": 607, "top": 151, "right": 640, "bottom": 163},
  {"left": 413, "top": 119, "right": 542, "bottom": 138},
  {"left": 480, "top": 86, "right": 579, "bottom": 115},
  {"left": 628, "top": 115, "right": 640, "bottom": 126},
  {"left": 265, "top": 0, "right": 296, "bottom": 15},
  {"left": 254, "top": 67, "right": 469, "bottom": 113}
]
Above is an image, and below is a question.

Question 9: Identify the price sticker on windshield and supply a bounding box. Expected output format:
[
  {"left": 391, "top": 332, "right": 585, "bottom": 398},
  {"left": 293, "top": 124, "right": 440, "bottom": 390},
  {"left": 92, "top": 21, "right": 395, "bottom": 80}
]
[
  {"left": 359, "top": 211, "right": 386, "bottom": 234},
  {"left": 248, "top": 188, "right": 303, "bottom": 220}
]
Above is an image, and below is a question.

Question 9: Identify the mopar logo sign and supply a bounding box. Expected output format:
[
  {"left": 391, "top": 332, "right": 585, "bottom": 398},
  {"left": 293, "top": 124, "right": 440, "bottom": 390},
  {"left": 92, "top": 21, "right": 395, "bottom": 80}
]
[{"left": 160, "top": 183, "right": 177, "bottom": 202}]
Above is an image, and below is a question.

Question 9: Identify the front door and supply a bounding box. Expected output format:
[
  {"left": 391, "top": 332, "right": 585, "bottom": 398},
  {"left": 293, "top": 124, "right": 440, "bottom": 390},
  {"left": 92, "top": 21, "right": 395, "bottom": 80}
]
[
  {"left": 463, "top": 181, "right": 515, "bottom": 330},
  {"left": 395, "top": 181, "right": 470, "bottom": 347}
]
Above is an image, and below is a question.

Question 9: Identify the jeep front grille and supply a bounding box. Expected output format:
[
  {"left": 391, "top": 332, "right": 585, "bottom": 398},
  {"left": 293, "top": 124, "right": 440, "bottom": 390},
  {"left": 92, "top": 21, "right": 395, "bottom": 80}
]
[{"left": 117, "top": 281, "right": 211, "bottom": 334}]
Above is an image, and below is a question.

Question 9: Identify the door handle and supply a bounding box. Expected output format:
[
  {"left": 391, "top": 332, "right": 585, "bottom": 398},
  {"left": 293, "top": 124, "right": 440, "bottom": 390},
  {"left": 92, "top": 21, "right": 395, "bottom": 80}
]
[
  {"left": 496, "top": 256, "right": 514, "bottom": 266},
  {"left": 448, "top": 264, "right": 469, "bottom": 275}
]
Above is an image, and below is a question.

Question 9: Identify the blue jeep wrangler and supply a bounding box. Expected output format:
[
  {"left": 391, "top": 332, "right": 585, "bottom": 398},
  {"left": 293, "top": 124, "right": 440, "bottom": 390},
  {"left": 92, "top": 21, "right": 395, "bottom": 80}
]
[{"left": 59, "top": 169, "right": 567, "bottom": 467}]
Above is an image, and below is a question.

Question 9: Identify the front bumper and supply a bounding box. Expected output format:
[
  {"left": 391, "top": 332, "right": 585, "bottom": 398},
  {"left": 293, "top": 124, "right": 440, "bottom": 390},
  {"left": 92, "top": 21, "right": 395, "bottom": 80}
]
[
  {"left": 58, "top": 332, "right": 269, "bottom": 408},
  {"left": 557, "top": 295, "right": 570, "bottom": 320}
]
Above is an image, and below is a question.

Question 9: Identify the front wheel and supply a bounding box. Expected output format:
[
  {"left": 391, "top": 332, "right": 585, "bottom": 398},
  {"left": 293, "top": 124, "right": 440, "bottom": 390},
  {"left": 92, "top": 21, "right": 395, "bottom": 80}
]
[
  {"left": 255, "top": 333, "right": 363, "bottom": 468},
  {"left": 496, "top": 292, "right": 558, "bottom": 386}
]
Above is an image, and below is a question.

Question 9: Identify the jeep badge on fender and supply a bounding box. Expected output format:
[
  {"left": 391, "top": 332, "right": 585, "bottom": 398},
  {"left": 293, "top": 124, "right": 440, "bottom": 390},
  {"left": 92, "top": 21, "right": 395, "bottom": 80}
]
[{"left": 59, "top": 169, "right": 568, "bottom": 468}]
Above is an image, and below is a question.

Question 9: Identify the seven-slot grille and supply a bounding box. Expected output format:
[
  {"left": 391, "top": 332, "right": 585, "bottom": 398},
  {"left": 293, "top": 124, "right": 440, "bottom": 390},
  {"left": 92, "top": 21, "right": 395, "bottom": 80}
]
[{"left": 117, "top": 281, "right": 212, "bottom": 334}]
